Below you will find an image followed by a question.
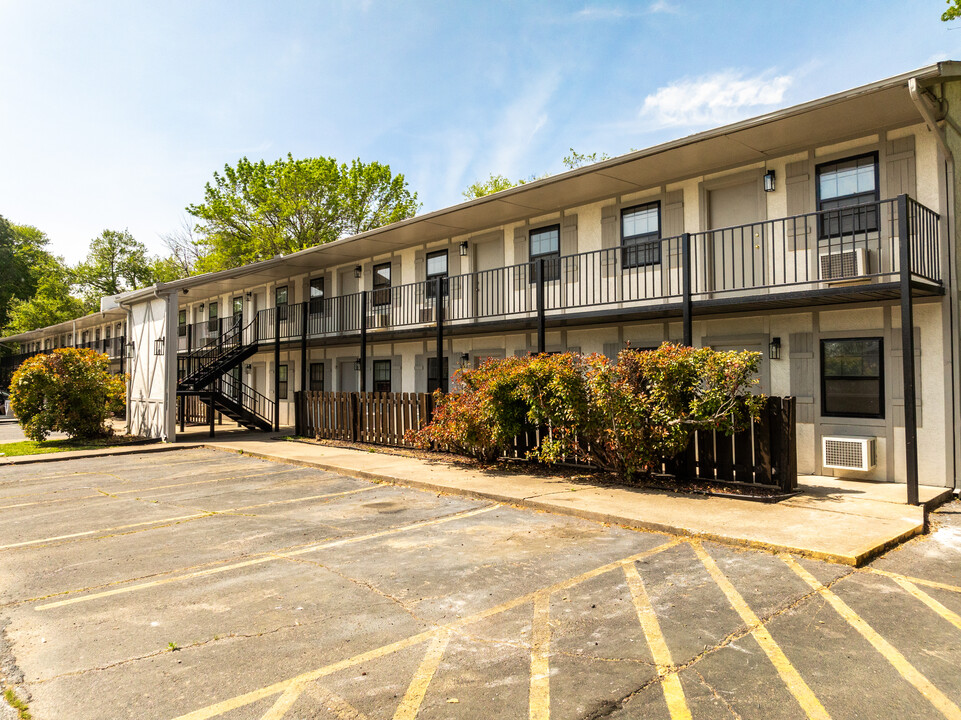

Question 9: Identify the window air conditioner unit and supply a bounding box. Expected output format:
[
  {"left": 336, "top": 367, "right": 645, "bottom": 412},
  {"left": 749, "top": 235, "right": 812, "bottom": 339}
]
[
  {"left": 822, "top": 436, "right": 877, "bottom": 472},
  {"left": 819, "top": 247, "right": 867, "bottom": 281}
]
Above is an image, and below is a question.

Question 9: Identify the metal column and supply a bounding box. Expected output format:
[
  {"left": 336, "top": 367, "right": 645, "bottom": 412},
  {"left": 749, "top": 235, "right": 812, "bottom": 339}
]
[
  {"left": 536, "top": 257, "right": 546, "bottom": 354},
  {"left": 273, "top": 308, "right": 280, "bottom": 432},
  {"left": 435, "top": 277, "right": 444, "bottom": 391},
  {"left": 359, "top": 291, "right": 368, "bottom": 392},
  {"left": 898, "top": 194, "right": 920, "bottom": 506},
  {"left": 681, "top": 232, "right": 693, "bottom": 346}
]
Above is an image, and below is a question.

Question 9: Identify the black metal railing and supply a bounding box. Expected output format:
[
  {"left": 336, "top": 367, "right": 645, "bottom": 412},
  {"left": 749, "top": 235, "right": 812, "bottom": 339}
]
[{"left": 217, "top": 371, "right": 274, "bottom": 424}]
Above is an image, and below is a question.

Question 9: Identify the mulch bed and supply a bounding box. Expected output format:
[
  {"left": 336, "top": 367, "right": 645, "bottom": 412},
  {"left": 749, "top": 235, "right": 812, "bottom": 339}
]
[{"left": 285, "top": 436, "right": 796, "bottom": 502}]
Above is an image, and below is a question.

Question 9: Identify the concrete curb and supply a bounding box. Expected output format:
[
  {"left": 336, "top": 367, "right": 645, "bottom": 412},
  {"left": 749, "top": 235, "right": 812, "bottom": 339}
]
[
  {"left": 202, "top": 443, "right": 922, "bottom": 566},
  {"left": 0, "top": 442, "right": 202, "bottom": 466}
]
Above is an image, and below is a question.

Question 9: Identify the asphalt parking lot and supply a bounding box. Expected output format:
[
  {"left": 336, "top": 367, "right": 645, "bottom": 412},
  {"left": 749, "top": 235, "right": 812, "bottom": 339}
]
[{"left": 0, "top": 448, "right": 959, "bottom": 720}]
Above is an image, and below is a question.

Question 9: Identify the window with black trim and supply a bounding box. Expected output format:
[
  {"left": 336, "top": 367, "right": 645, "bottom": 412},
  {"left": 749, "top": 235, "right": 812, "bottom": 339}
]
[
  {"left": 816, "top": 153, "right": 879, "bottom": 238},
  {"left": 278, "top": 364, "right": 288, "bottom": 399},
  {"left": 275, "top": 286, "right": 288, "bottom": 320},
  {"left": 427, "top": 356, "right": 448, "bottom": 393},
  {"left": 178, "top": 310, "right": 186, "bottom": 336},
  {"left": 426, "top": 250, "right": 448, "bottom": 299},
  {"left": 232, "top": 296, "right": 243, "bottom": 322},
  {"left": 309, "top": 362, "right": 324, "bottom": 391},
  {"left": 373, "top": 359, "right": 391, "bottom": 393},
  {"left": 621, "top": 202, "right": 661, "bottom": 268},
  {"left": 208, "top": 301, "right": 218, "bottom": 332},
  {"left": 821, "top": 338, "right": 883, "bottom": 418},
  {"left": 309, "top": 277, "right": 324, "bottom": 315},
  {"left": 529, "top": 225, "right": 560, "bottom": 282},
  {"left": 373, "top": 262, "right": 391, "bottom": 306}
]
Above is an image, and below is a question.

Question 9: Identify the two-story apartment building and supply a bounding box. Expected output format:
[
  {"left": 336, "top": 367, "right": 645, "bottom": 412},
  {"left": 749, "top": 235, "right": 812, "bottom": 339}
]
[{"left": 3, "top": 63, "right": 960, "bottom": 499}]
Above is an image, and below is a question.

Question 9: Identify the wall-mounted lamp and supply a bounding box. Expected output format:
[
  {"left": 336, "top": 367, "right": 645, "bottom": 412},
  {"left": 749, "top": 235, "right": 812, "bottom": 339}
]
[
  {"left": 244, "top": 363, "right": 252, "bottom": 373},
  {"left": 459, "top": 241, "right": 469, "bottom": 257},
  {"left": 153, "top": 338, "right": 165, "bottom": 356},
  {"left": 353, "top": 265, "right": 363, "bottom": 279},
  {"left": 769, "top": 337, "right": 781, "bottom": 360},
  {"left": 763, "top": 169, "right": 776, "bottom": 193},
  {"left": 459, "top": 352, "right": 470, "bottom": 366},
  {"left": 126, "top": 341, "right": 135, "bottom": 358},
  {"left": 198, "top": 302, "right": 205, "bottom": 313},
  {"left": 245, "top": 291, "right": 252, "bottom": 301},
  {"left": 354, "top": 360, "right": 362, "bottom": 371}
]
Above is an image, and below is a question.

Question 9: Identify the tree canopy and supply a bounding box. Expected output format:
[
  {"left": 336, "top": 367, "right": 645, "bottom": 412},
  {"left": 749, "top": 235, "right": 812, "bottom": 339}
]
[
  {"left": 462, "top": 173, "right": 520, "bottom": 200},
  {"left": 0, "top": 219, "right": 52, "bottom": 329},
  {"left": 187, "top": 154, "right": 420, "bottom": 272},
  {"left": 943, "top": 0, "right": 961, "bottom": 20},
  {"left": 73, "top": 229, "right": 157, "bottom": 311}
]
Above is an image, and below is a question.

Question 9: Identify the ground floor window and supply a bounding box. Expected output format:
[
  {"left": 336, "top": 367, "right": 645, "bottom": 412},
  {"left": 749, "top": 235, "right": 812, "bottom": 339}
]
[
  {"left": 309, "top": 363, "right": 324, "bottom": 392},
  {"left": 821, "top": 338, "right": 883, "bottom": 418},
  {"left": 278, "top": 364, "right": 288, "bottom": 399},
  {"left": 427, "top": 356, "right": 449, "bottom": 393},
  {"left": 373, "top": 359, "right": 391, "bottom": 392}
]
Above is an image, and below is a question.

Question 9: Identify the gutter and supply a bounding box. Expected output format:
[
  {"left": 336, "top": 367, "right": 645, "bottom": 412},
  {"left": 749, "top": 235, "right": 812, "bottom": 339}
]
[{"left": 909, "top": 77, "right": 960, "bottom": 490}]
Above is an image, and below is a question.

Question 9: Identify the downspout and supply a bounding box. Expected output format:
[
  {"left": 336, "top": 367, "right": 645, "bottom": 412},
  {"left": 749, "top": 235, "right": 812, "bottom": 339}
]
[{"left": 909, "top": 77, "right": 960, "bottom": 491}]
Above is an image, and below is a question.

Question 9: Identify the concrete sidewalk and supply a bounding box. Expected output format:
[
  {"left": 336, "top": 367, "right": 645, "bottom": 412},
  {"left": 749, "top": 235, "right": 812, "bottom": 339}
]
[{"left": 194, "top": 434, "right": 953, "bottom": 567}]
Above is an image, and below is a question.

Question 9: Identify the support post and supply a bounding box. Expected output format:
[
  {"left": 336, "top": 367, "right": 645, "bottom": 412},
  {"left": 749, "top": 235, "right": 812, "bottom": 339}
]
[
  {"left": 898, "top": 194, "right": 920, "bottom": 506},
  {"left": 300, "top": 301, "right": 308, "bottom": 395},
  {"left": 681, "top": 232, "right": 693, "bottom": 346},
  {"left": 273, "top": 307, "right": 280, "bottom": 432},
  {"left": 359, "top": 291, "right": 368, "bottom": 392},
  {"left": 179, "top": 394, "right": 185, "bottom": 432},
  {"left": 536, "top": 257, "right": 546, "bottom": 354},
  {"left": 208, "top": 393, "right": 215, "bottom": 438},
  {"left": 435, "top": 276, "right": 444, "bottom": 392}
]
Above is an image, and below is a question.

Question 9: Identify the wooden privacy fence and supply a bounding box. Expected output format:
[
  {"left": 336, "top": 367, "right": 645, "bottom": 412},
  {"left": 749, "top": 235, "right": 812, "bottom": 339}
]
[
  {"left": 296, "top": 392, "right": 797, "bottom": 493},
  {"left": 297, "top": 391, "right": 434, "bottom": 448}
]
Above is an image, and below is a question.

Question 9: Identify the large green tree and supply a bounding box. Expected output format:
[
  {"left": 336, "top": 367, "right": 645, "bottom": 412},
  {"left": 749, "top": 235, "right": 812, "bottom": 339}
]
[
  {"left": 73, "top": 229, "right": 155, "bottom": 310},
  {"left": 187, "top": 154, "right": 420, "bottom": 272},
  {"left": 3, "top": 254, "right": 84, "bottom": 335},
  {"left": 0, "top": 219, "right": 52, "bottom": 328}
]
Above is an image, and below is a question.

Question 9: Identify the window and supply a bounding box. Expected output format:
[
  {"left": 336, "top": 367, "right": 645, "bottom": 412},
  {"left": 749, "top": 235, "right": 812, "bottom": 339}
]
[
  {"left": 208, "top": 301, "right": 218, "bottom": 332},
  {"left": 426, "top": 250, "right": 448, "bottom": 299},
  {"left": 275, "top": 286, "right": 288, "bottom": 320},
  {"left": 309, "top": 363, "right": 324, "bottom": 392},
  {"left": 178, "top": 310, "right": 187, "bottom": 336},
  {"left": 373, "top": 262, "right": 391, "bottom": 306},
  {"left": 309, "top": 277, "right": 325, "bottom": 315},
  {"left": 816, "top": 153, "right": 879, "bottom": 238},
  {"left": 373, "top": 359, "right": 391, "bottom": 393},
  {"left": 821, "top": 338, "right": 883, "bottom": 418},
  {"left": 278, "top": 364, "right": 288, "bottom": 399},
  {"left": 621, "top": 202, "right": 661, "bottom": 268},
  {"left": 232, "top": 296, "right": 243, "bottom": 321},
  {"left": 427, "top": 356, "right": 449, "bottom": 393},
  {"left": 529, "top": 225, "right": 560, "bottom": 282}
]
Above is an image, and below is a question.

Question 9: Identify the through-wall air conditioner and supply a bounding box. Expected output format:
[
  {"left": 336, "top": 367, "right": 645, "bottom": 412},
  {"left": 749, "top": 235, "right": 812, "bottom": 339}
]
[
  {"left": 822, "top": 436, "right": 877, "bottom": 472},
  {"left": 819, "top": 247, "right": 867, "bottom": 281}
]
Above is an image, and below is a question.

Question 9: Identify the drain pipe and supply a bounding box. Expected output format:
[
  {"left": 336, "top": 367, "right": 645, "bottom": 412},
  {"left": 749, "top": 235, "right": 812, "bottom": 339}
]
[{"left": 909, "top": 77, "right": 960, "bottom": 492}]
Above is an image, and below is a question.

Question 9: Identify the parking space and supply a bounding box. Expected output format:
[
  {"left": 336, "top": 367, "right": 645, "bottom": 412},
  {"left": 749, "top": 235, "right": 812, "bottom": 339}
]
[{"left": 0, "top": 448, "right": 959, "bottom": 719}]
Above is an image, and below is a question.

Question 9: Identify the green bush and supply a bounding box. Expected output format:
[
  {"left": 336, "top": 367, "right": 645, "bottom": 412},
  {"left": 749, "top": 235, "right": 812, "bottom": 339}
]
[
  {"left": 411, "top": 344, "right": 765, "bottom": 477},
  {"left": 9, "top": 348, "right": 127, "bottom": 441}
]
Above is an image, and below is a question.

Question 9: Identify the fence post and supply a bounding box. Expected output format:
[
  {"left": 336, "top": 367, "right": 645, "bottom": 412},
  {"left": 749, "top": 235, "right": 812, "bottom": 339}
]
[
  {"left": 681, "top": 232, "right": 693, "bottom": 346},
  {"left": 536, "top": 257, "right": 546, "bottom": 354},
  {"left": 294, "top": 390, "right": 303, "bottom": 436},
  {"left": 360, "top": 291, "right": 368, "bottom": 392},
  {"left": 350, "top": 392, "right": 360, "bottom": 442},
  {"left": 435, "top": 277, "right": 444, "bottom": 392},
  {"left": 898, "top": 194, "right": 919, "bottom": 506}
]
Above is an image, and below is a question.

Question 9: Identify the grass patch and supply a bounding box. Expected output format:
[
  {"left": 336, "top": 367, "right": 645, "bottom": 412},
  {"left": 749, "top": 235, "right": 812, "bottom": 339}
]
[
  {"left": 0, "top": 435, "right": 149, "bottom": 458},
  {"left": 3, "top": 686, "right": 31, "bottom": 720}
]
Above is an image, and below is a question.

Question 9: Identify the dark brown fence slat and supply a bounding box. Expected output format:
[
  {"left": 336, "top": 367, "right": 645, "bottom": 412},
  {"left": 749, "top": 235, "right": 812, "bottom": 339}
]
[
  {"left": 714, "top": 430, "right": 734, "bottom": 483},
  {"left": 732, "top": 427, "right": 754, "bottom": 484},
  {"left": 697, "top": 429, "right": 715, "bottom": 481},
  {"left": 753, "top": 398, "right": 774, "bottom": 486}
]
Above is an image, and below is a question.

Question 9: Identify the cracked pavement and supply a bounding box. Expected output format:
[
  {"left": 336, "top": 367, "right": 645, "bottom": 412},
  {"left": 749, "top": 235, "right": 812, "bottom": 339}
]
[{"left": 0, "top": 448, "right": 959, "bottom": 719}]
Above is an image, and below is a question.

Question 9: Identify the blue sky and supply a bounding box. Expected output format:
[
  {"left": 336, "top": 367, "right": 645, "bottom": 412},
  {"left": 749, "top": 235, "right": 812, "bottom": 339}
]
[{"left": 1, "top": 0, "right": 959, "bottom": 263}]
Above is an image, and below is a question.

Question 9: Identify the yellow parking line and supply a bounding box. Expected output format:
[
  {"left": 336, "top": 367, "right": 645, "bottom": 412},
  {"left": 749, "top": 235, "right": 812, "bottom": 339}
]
[
  {"left": 393, "top": 630, "right": 451, "bottom": 720},
  {"left": 259, "top": 680, "right": 306, "bottom": 720},
  {"left": 36, "top": 505, "right": 499, "bottom": 610},
  {"left": 622, "top": 561, "right": 691, "bottom": 720},
  {"left": 882, "top": 574, "right": 961, "bottom": 633},
  {"left": 693, "top": 544, "right": 830, "bottom": 720},
  {"left": 784, "top": 555, "right": 961, "bottom": 720},
  {"left": 870, "top": 569, "right": 961, "bottom": 595},
  {"left": 529, "top": 592, "right": 551, "bottom": 720},
  {"left": 170, "top": 539, "right": 681, "bottom": 720}
]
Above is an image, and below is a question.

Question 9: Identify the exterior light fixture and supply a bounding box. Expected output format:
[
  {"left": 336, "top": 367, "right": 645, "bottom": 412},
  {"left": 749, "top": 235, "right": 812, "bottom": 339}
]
[
  {"left": 126, "top": 341, "right": 135, "bottom": 358},
  {"left": 460, "top": 352, "right": 470, "bottom": 365},
  {"left": 353, "top": 266, "right": 362, "bottom": 279},
  {"left": 769, "top": 337, "right": 781, "bottom": 360},
  {"left": 244, "top": 363, "right": 252, "bottom": 373},
  {"left": 245, "top": 291, "right": 252, "bottom": 301},
  {"left": 198, "top": 302, "right": 205, "bottom": 313},
  {"left": 763, "top": 170, "right": 776, "bottom": 192},
  {"left": 354, "top": 360, "right": 362, "bottom": 371},
  {"left": 153, "top": 338, "right": 165, "bottom": 356},
  {"left": 459, "top": 241, "right": 469, "bottom": 257}
]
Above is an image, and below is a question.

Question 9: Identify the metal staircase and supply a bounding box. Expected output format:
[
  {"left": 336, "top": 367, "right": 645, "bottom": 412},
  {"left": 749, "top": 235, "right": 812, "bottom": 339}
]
[{"left": 177, "top": 318, "right": 273, "bottom": 432}]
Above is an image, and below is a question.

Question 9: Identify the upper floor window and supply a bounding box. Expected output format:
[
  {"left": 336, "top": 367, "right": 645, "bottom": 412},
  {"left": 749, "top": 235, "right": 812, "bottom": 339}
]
[
  {"left": 178, "top": 310, "right": 187, "bottom": 336},
  {"left": 529, "top": 225, "right": 560, "bottom": 282},
  {"left": 208, "top": 301, "right": 219, "bottom": 331},
  {"left": 373, "top": 262, "right": 391, "bottom": 307},
  {"left": 309, "top": 277, "right": 325, "bottom": 315},
  {"left": 275, "top": 286, "right": 288, "bottom": 320},
  {"left": 821, "top": 338, "right": 883, "bottom": 419},
  {"left": 816, "top": 153, "right": 879, "bottom": 238},
  {"left": 232, "top": 296, "right": 243, "bottom": 320},
  {"left": 621, "top": 202, "right": 661, "bottom": 269},
  {"left": 426, "top": 250, "right": 448, "bottom": 299},
  {"left": 373, "top": 359, "right": 391, "bottom": 393}
]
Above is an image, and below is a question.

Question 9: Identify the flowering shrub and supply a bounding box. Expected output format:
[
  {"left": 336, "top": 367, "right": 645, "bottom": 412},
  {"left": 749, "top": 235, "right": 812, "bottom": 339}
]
[
  {"left": 410, "top": 343, "right": 764, "bottom": 477},
  {"left": 9, "top": 348, "right": 127, "bottom": 441}
]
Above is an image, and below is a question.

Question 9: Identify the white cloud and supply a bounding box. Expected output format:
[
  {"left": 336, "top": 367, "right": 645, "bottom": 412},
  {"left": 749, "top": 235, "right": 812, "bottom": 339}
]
[
  {"left": 487, "top": 74, "right": 559, "bottom": 179},
  {"left": 647, "top": 1, "right": 680, "bottom": 14},
  {"left": 639, "top": 70, "right": 792, "bottom": 128},
  {"left": 573, "top": 2, "right": 678, "bottom": 20}
]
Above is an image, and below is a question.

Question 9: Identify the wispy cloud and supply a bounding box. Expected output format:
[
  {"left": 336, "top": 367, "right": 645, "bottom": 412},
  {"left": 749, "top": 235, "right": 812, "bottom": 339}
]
[
  {"left": 573, "top": 2, "right": 679, "bottom": 20},
  {"left": 487, "top": 73, "right": 559, "bottom": 179},
  {"left": 647, "top": 1, "right": 680, "bottom": 14},
  {"left": 639, "top": 69, "right": 792, "bottom": 128}
]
